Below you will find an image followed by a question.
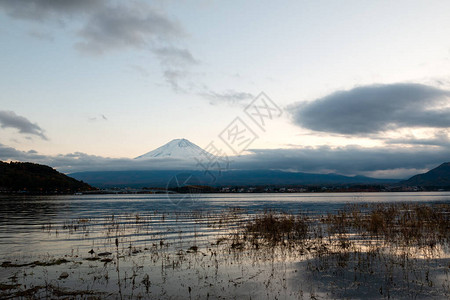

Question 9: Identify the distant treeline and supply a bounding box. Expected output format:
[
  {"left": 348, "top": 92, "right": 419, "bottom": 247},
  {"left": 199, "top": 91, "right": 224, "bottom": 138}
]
[
  {"left": 0, "top": 161, "right": 93, "bottom": 194},
  {"left": 150, "top": 184, "right": 449, "bottom": 194},
  {"left": 150, "top": 184, "right": 395, "bottom": 193}
]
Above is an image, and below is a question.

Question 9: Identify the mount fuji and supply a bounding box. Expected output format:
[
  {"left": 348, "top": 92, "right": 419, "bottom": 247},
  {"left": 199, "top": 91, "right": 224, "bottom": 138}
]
[
  {"left": 135, "top": 138, "right": 212, "bottom": 160},
  {"left": 70, "top": 138, "right": 397, "bottom": 188}
]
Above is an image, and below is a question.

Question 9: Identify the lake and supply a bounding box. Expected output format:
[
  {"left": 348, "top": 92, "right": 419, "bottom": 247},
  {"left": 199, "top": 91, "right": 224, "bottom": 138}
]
[{"left": 1, "top": 192, "right": 449, "bottom": 299}]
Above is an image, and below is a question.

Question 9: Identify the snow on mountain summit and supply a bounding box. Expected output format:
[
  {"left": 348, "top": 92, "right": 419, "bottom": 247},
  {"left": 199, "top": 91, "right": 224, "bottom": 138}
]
[{"left": 135, "top": 138, "right": 212, "bottom": 160}]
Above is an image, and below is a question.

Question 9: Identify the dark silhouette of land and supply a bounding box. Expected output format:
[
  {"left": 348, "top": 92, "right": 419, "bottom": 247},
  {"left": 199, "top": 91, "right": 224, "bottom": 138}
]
[
  {"left": 2, "top": 161, "right": 449, "bottom": 193},
  {"left": 69, "top": 169, "right": 396, "bottom": 188},
  {"left": 401, "top": 162, "right": 450, "bottom": 188},
  {"left": 0, "top": 161, "right": 93, "bottom": 194}
]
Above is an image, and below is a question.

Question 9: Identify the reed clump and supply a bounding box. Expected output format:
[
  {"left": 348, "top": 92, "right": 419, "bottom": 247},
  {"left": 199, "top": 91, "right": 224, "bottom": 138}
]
[
  {"left": 237, "top": 203, "right": 449, "bottom": 253},
  {"left": 2, "top": 202, "right": 447, "bottom": 299},
  {"left": 245, "top": 211, "right": 308, "bottom": 245},
  {"left": 326, "top": 203, "right": 450, "bottom": 247}
]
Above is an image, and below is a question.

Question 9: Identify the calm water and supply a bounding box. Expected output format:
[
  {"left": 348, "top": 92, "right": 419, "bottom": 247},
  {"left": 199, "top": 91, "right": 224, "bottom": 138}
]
[
  {"left": 1, "top": 192, "right": 449, "bottom": 258},
  {"left": 1, "top": 192, "right": 449, "bottom": 299}
]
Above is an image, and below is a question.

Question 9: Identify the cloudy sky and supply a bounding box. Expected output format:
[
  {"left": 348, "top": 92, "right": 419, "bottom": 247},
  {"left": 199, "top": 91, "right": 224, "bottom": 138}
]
[{"left": 1, "top": 0, "right": 449, "bottom": 178}]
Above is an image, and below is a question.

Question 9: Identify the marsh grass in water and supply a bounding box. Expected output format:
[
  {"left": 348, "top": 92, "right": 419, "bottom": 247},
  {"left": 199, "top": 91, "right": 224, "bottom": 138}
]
[{"left": 0, "top": 203, "right": 449, "bottom": 299}]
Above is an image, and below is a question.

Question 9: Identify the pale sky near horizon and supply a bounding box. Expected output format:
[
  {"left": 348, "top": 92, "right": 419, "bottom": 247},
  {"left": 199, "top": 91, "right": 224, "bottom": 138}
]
[{"left": 1, "top": 0, "right": 449, "bottom": 178}]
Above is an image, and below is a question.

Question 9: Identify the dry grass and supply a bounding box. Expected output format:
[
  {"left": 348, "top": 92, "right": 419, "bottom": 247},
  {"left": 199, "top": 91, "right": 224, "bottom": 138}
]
[
  {"left": 325, "top": 203, "right": 449, "bottom": 247},
  {"left": 245, "top": 211, "right": 308, "bottom": 245},
  {"left": 1, "top": 202, "right": 448, "bottom": 299}
]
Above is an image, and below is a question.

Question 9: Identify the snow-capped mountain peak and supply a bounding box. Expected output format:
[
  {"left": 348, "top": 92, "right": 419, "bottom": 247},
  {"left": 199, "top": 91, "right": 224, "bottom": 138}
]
[{"left": 135, "top": 138, "right": 211, "bottom": 160}]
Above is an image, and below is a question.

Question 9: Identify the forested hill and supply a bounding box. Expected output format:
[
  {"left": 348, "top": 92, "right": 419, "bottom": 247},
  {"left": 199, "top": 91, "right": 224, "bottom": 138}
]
[
  {"left": 401, "top": 162, "right": 450, "bottom": 187},
  {"left": 0, "top": 161, "right": 93, "bottom": 194}
]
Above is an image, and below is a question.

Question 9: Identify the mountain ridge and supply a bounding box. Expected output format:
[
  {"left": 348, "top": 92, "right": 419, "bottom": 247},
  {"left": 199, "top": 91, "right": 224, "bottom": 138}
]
[
  {"left": 401, "top": 162, "right": 450, "bottom": 187},
  {"left": 70, "top": 169, "right": 396, "bottom": 188},
  {"left": 72, "top": 138, "right": 400, "bottom": 188},
  {"left": 0, "top": 161, "right": 93, "bottom": 193}
]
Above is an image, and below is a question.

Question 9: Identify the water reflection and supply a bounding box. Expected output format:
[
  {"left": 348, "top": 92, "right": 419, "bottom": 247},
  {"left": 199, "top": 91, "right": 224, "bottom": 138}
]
[
  {"left": 1, "top": 192, "right": 450, "bottom": 257},
  {"left": 0, "top": 193, "right": 449, "bottom": 299}
]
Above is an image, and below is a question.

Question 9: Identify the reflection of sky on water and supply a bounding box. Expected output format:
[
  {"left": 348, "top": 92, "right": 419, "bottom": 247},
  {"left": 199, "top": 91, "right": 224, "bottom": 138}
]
[
  {"left": 0, "top": 193, "right": 449, "bottom": 299},
  {"left": 289, "top": 256, "right": 449, "bottom": 299},
  {"left": 1, "top": 192, "right": 450, "bottom": 258}
]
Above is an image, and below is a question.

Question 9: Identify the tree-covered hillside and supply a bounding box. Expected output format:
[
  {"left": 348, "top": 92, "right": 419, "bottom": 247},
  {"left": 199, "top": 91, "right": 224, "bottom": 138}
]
[
  {"left": 401, "top": 162, "right": 450, "bottom": 187},
  {"left": 0, "top": 161, "right": 93, "bottom": 193}
]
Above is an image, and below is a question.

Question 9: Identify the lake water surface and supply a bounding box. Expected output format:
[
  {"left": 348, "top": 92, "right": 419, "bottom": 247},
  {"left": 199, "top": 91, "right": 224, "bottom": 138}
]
[
  {"left": 1, "top": 192, "right": 449, "bottom": 299},
  {"left": 2, "top": 192, "right": 450, "bottom": 256}
]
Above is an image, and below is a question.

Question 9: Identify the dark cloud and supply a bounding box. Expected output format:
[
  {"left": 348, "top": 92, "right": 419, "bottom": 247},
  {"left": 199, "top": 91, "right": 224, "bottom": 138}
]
[
  {"left": 130, "top": 65, "right": 150, "bottom": 77},
  {"left": 0, "top": 143, "right": 199, "bottom": 173},
  {"left": 234, "top": 145, "right": 450, "bottom": 179},
  {"left": 290, "top": 83, "right": 450, "bottom": 134},
  {"left": 385, "top": 131, "right": 450, "bottom": 147},
  {"left": 76, "top": 3, "right": 183, "bottom": 55},
  {"left": 0, "top": 111, "right": 47, "bottom": 140},
  {"left": 153, "top": 47, "right": 198, "bottom": 67},
  {"left": 0, "top": 144, "right": 36, "bottom": 160},
  {"left": 28, "top": 30, "right": 54, "bottom": 41},
  {"left": 0, "top": 0, "right": 241, "bottom": 104},
  {"left": 201, "top": 90, "right": 254, "bottom": 105},
  {"left": 163, "top": 69, "right": 188, "bottom": 92},
  {"left": 0, "top": 1, "right": 186, "bottom": 57},
  {"left": 152, "top": 47, "right": 199, "bottom": 92},
  {"left": 0, "top": 0, "right": 104, "bottom": 21},
  {"left": 1, "top": 141, "right": 448, "bottom": 179}
]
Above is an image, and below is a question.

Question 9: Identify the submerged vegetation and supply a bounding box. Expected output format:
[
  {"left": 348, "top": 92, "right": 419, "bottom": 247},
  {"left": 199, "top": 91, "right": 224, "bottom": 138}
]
[
  {"left": 325, "top": 203, "right": 449, "bottom": 246},
  {"left": 245, "top": 211, "right": 309, "bottom": 245},
  {"left": 1, "top": 203, "right": 449, "bottom": 299}
]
